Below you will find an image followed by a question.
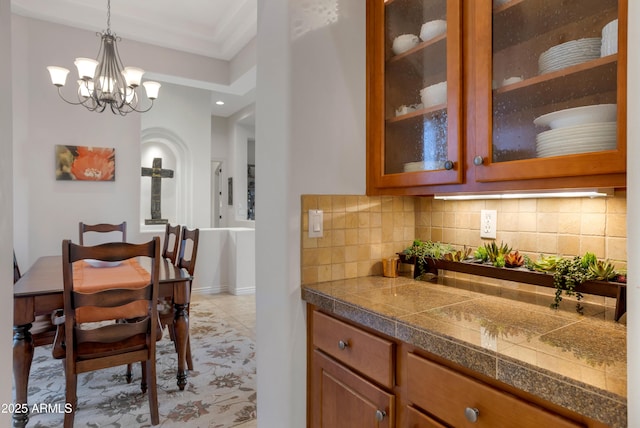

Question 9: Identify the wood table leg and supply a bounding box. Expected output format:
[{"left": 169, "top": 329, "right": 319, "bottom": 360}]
[
  {"left": 13, "top": 323, "right": 33, "bottom": 428},
  {"left": 173, "top": 302, "right": 189, "bottom": 390}
]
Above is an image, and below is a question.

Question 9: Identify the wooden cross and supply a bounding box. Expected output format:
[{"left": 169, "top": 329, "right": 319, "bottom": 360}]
[{"left": 141, "top": 157, "right": 174, "bottom": 225}]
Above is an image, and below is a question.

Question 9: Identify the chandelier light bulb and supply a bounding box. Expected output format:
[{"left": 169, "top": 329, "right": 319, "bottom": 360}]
[
  {"left": 74, "top": 58, "right": 99, "bottom": 80},
  {"left": 123, "top": 67, "right": 144, "bottom": 87},
  {"left": 143, "top": 81, "right": 161, "bottom": 100},
  {"left": 47, "top": 66, "right": 70, "bottom": 87}
]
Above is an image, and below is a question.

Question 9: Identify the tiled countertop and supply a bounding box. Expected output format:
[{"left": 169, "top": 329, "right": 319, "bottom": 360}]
[{"left": 301, "top": 274, "right": 627, "bottom": 428}]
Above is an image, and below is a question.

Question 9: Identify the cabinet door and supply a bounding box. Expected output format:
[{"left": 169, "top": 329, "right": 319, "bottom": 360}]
[
  {"left": 473, "top": 0, "right": 626, "bottom": 183},
  {"left": 310, "top": 350, "right": 395, "bottom": 428},
  {"left": 367, "top": 0, "right": 463, "bottom": 192}
]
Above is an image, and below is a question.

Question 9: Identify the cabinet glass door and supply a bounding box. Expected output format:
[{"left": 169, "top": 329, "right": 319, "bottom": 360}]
[
  {"left": 368, "top": 0, "right": 462, "bottom": 191},
  {"left": 475, "top": 0, "right": 625, "bottom": 182}
]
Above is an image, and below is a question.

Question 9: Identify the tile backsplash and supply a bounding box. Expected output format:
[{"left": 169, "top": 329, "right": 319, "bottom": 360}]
[{"left": 301, "top": 191, "right": 627, "bottom": 285}]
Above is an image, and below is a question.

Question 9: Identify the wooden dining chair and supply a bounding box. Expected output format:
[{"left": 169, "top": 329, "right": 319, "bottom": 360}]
[
  {"left": 78, "top": 221, "right": 127, "bottom": 245},
  {"left": 58, "top": 237, "right": 161, "bottom": 427},
  {"left": 162, "top": 223, "right": 181, "bottom": 263},
  {"left": 13, "top": 251, "right": 60, "bottom": 347},
  {"left": 162, "top": 227, "right": 199, "bottom": 370}
]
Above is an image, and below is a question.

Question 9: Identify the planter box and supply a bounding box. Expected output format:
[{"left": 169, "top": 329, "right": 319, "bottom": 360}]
[{"left": 397, "top": 254, "right": 626, "bottom": 321}]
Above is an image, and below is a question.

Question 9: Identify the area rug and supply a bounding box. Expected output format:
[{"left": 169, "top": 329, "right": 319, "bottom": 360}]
[{"left": 20, "top": 297, "right": 257, "bottom": 428}]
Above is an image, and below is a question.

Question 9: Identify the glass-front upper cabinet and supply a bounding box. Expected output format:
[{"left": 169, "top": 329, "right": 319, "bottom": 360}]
[
  {"left": 367, "top": 0, "right": 463, "bottom": 191},
  {"left": 474, "top": 0, "right": 626, "bottom": 182}
]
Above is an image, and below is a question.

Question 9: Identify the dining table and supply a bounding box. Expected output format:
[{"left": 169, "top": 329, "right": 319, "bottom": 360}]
[{"left": 12, "top": 255, "right": 193, "bottom": 428}]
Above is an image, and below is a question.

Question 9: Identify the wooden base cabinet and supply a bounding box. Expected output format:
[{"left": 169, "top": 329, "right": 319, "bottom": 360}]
[{"left": 306, "top": 307, "right": 612, "bottom": 427}]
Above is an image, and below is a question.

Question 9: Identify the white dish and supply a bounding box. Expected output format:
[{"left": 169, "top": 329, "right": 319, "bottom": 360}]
[
  {"left": 420, "top": 20, "right": 447, "bottom": 42},
  {"left": 601, "top": 19, "right": 618, "bottom": 56},
  {"left": 533, "top": 105, "right": 616, "bottom": 129},
  {"left": 538, "top": 38, "right": 601, "bottom": 74},
  {"left": 403, "top": 160, "right": 445, "bottom": 172},
  {"left": 501, "top": 76, "right": 523, "bottom": 87},
  {"left": 85, "top": 259, "right": 122, "bottom": 268},
  {"left": 392, "top": 34, "right": 420, "bottom": 55},
  {"left": 420, "top": 81, "right": 447, "bottom": 107}
]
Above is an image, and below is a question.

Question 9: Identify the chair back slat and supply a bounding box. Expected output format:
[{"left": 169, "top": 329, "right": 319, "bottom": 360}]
[
  {"left": 177, "top": 227, "right": 200, "bottom": 276},
  {"left": 79, "top": 221, "right": 127, "bottom": 245},
  {"left": 162, "top": 223, "right": 181, "bottom": 264}
]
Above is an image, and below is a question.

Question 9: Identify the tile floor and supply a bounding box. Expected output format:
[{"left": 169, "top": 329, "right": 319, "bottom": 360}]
[{"left": 193, "top": 291, "right": 257, "bottom": 428}]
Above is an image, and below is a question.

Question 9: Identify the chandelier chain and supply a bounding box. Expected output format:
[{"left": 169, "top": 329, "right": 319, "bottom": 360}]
[{"left": 106, "top": 0, "right": 111, "bottom": 33}]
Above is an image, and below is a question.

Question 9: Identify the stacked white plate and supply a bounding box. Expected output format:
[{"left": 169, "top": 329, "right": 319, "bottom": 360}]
[
  {"left": 403, "top": 160, "right": 445, "bottom": 172},
  {"left": 538, "top": 38, "right": 601, "bottom": 74},
  {"left": 535, "top": 122, "right": 616, "bottom": 158}
]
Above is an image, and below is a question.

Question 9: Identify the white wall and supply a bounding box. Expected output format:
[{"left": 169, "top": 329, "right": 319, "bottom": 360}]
[
  {"left": 227, "top": 104, "right": 256, "bottom": 227},
  {"left": 626, "top": 2, "right": 639, "bottom": 426},
  {"left": 1, "top": 0, "right": 14, "bottom": 423},
  {"left": 255, "top": 0, "right": 366, "bottom": 426}
]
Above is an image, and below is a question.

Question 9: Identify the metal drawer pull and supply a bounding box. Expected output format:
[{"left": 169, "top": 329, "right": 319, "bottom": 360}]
[
  {"left": 375, "top": 409, "right": 386, "bottom": 421},
  {"left": 338, "top": 340, "right": 349, "bottom": 350},
  {"left": 464, "top": 407, "right": 479, "bottom": 423}
]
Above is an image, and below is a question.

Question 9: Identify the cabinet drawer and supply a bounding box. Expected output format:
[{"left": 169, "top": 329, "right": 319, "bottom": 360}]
[
  {"left": 406, "top": 353, "right": 582, "bottom": 428},
  {"left": 312, "top": 310, "right": 394, "bottom": 388},
  {"left": 405, "top": 405, "right": 447, "bottom": 428}
]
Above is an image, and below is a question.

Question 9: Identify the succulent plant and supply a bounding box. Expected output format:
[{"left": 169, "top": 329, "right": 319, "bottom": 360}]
[
  {"left": 587, "top": 259, "right": 617, "bottom": 281},
  {"left": 482, "top": 241, "right": 511, "bottom": 266},
  {"left": 531, "top": 254, "right": 563, "bottom": 272},
  {"left": 444, "top": 246, "right": 472, "bottom": 262},
  {"left": 504, "top": 250, "right": 524, "bottom": 267},
  {"left": 474, "top": 246, "right": 489, "bottom": 262}
]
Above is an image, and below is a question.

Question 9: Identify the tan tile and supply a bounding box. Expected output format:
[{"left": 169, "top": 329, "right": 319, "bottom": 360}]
[
  {"left": 333, "top": 211, "right": 346, "bottom": 229},
  {"left": 370, "top": 227, "right": 382, "bottom": 244},
  {"left": 345, "top": 262, "right": 359, "bottom": 279},
  {"left": 346, "top": 195, "right": 359, "bottom": 212},
  {"left": 606, "top": 213, "right": 626, "bottom": 237},
  {"left": 318, "top": 265, "right": 332, "bottom": 282},
  {"left": 518, "top": 232, "right": 538, "bottom": 253},
  {"left": 345, "top": 212, "right": 358, "bottom": 228},
  {"left": 431, "top": 211, "right": 444, "bottom": 227},
  {"left": 331, "top": 247, "right": 345, "bottom": 264},
  {"left": 607, "top": 194, "right": 627, "bottom": 214},
  {"left": 558, "top": 213, "right": 581, "bottom": 234},
  {"left": 331, "top": 264, "right": 345, "bottom": 280},
  {"left": 301, "top": 234, "right": 318, "bottom": 249},
  {"left": 581, "top": 197, "right": 606, "bottom": 213},
  {"left": 302, "top": 248, "right": 319, "bottom": 267},
  {"left": 442, "top": 228, "right": 456, "bottom": 243},
  {"left": 517, "top": 212, "right": 537, "bottom": 232},
  {"left": 332, "top": 229, "right": 345, "bottom": 247},
  {"left": 358, "top": 212, "right": 371, "bottom": 227},
  {"left": 381, "top": 196, "right": 394, "bottom": 212},
  {"left": 537, "top": 212, "right": 558, "bottom": 233},
  {"left": 370, "top": 211, "right": 382, "bottom": 227},
  {"left": 345, "top": 229, "right": 359, "bottom": 245},
  {"left": 580, "top": 236, "right": 605, "bottom": 258},
  {"left": 301, "top": 195, "right": 318, "bottom": 211},
  {"left": 358, "top": 228, "right": 371, "bottom": 244},
  {"left": 344, "top": 245, "right": 358, "bottom": 263},
  {"left": 455, "top": 212, "right": 471, "bottom": 229},
  {"left": 358, "top": 244, "right": 371, "bottom": 261},
  {"left": 318, "top": 248, "right": 332, "bottom": 265},
  {"left": 317, "top": 231, "right": 332, "bottom": 248},
  {"left": 537, "top": 198, "right": 560, "bottom": 213},
  {"left": 369, "top": 196, "right": 382, "bottom": 212},
  {"left": 403, "top": 226, "right": 414, "bottom": 242},
  {"left": 443, "top": 213, "right": 456, "bottom": 228},
  {"left": 318, "top": 195, "right": 332, "bottom": 212},
  {"left": 499, "top": 210, "right": 518, "bottom": 232},
  {"left": 323, "top": 212, "right": 332, "bottom": 231},
  {"left": 518, "top": 199, "right": 537, "bottom": 212},
  {"left": 392, "top": 197, "right": 404, "bottom": 212},
  {"left": 301, "top": 267, "right": 318, "bottom": 285},
  {"left": 607, "top": 237, "right": 627, "bottom": 261},
  {"left": 431, "top": 198, "right": 444, "bottom": 212},
  {"left": 558, "top": 235, "right": 580, "bottom": 256},
  {"left": 403, "top": 197, "right": 416, "bottom": 212},
  {"left": 370, "top": 244, "right": 382, "bottom": 260},
  {"left": 431, "top": 227, "right": 443, "bottom": 242},
  {"left": 332, "top": 195, "right": 346, "bottom": 212},
  {"left": 536, "top": 233, "right": 558, "bottom": 254},
  {"left": 393, "top": 226, "right": 404, "bottom": 242},
  {"left": 557, "top": 197, "right": 581, "bottom": 213},
  {"left": 358, "top": 195, "right": 372, "bottom": 212},
  {"left": 581, "top": 213, "right": 606, "bottom": 236}
]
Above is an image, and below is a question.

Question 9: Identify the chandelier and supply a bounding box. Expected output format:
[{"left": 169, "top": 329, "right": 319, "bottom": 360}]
[{"left": 46, "top": 0, "right": 160, "bottom": 115}]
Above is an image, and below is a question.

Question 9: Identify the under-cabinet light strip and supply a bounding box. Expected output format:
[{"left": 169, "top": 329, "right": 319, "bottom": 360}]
[{"left": 433, "top": 189, "right": 613, "bottom": 200}]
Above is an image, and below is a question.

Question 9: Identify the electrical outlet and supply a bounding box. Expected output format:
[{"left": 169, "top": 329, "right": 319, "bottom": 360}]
[
  {"left": 308, "top": 209, "right": 323, "bottom": 238},
  {"left": 480, "top": 209, "right": 497, "bottom": 239}
]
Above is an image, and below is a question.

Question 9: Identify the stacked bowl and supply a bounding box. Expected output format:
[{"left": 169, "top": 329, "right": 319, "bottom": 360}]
[{"left": 533, "top": 104, "right": 617, "bottom": 157}]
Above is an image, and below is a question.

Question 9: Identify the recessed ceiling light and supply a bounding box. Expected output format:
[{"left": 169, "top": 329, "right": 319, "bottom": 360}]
[{"left": 215, "top": 100, "right": 225, "bottom": 105}]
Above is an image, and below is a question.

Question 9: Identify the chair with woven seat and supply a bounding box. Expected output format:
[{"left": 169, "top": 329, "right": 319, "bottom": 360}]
[
  {"left": 161, "top": 227, "right": 199, "bottom": 370},
  {"left": 13, "top": 251, "right": 60, "bottom": 347},
  {"left": 79, "top": 221, "right": 127, "bottom": 245},
  {"left": 58, "top": 237, "right": 161, "bottom": 427}
]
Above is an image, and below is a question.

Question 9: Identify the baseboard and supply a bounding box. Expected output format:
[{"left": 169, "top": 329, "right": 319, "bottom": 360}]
[
  {"left": 192, "top": 284, "right": 228, "bottom": 295},
  {"left": 230, "top": 286, "right": 255, "bottom": 296}
]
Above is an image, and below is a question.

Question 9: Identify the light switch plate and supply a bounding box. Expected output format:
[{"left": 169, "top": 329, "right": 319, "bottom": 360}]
[
  {"left": 480, "top": 209, "right": 497, "bottom": 239},
  {"left": 308, "top": 209, "right": 323, "bottom": 238}
]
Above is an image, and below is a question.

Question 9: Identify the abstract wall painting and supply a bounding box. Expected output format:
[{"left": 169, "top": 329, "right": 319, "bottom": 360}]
[{"left": 55, "top": 145, "right": 115, "bottom": 181}]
